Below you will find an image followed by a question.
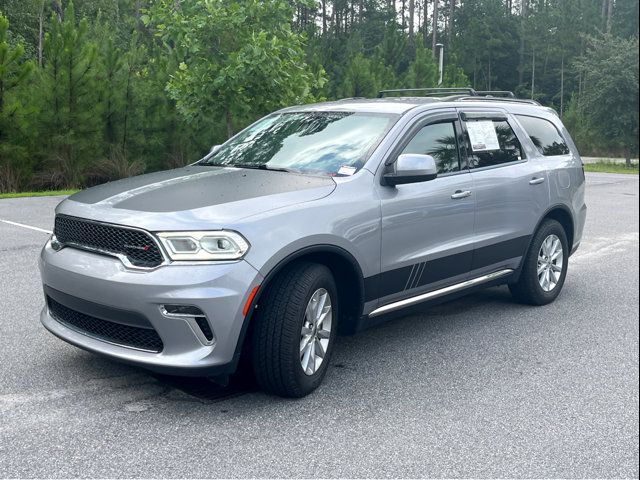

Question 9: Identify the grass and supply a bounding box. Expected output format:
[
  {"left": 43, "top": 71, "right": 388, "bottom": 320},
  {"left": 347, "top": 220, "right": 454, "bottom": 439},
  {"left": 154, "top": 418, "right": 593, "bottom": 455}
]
[
  {"left": 583, "top": 161, "right": 639, "bottom": 175},
  {"left": 0, "top": 189, "right": 79, "bottom": 199}
]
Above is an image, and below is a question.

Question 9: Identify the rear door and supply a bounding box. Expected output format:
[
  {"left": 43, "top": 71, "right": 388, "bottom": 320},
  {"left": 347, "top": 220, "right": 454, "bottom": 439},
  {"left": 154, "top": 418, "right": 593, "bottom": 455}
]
[
  {"left": 374, "top": 110, "right": 476, "bottom": 305},
  {"left": 457, "top": 109, "right": 550, "bottom": 277}
]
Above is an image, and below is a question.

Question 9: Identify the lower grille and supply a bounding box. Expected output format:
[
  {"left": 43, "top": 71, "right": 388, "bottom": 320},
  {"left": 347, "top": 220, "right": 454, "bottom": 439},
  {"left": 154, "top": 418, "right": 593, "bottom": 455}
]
[{"left": 47, "top": 296, "right": 164, "bottom": 353}]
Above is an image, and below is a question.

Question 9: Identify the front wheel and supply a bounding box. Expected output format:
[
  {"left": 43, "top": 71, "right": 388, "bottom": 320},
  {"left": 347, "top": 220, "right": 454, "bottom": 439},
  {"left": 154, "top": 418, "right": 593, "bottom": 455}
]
[
  {"left": 509, "top": 219, "right": 569, "bottom": 306},
  {"left": 251, "top": 262, "right": 338, "bottom": 397}
]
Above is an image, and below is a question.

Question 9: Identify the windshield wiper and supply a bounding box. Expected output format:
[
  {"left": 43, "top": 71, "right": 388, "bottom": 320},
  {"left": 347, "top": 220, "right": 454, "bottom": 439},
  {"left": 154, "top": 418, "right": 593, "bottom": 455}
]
[
  {"left": 198, "top": 162, "right": 297, "bottom": 173},
  {"left": 234, "top": 164, "right": 297, "bottom": 173}
]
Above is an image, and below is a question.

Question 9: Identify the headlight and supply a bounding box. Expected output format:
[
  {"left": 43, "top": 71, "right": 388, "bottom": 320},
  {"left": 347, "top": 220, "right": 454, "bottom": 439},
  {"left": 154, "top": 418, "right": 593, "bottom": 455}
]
[{"left": 156, "top": 231, "right": 249, "bottom": 261}]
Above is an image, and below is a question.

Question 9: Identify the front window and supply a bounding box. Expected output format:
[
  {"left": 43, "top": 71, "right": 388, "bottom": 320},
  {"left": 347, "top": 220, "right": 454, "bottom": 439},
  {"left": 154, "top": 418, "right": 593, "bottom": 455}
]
[
  {"left": 198, "top": 111, "right": 398, "bottom": 176},
  {"left": 401, "top": 122, "right": 461, "bottom": 174}
]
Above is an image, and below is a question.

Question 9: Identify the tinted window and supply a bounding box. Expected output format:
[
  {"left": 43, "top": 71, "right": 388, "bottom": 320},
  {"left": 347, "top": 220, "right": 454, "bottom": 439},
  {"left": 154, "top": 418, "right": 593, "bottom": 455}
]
[
  {"left": 465, "top": 119, "right": 524, "bottom": 168},
  {"left": 401, "top": 122, "right": 460, "bottom": 173},
  {"left": 199, "top": 111, "right": 398, "bottom": 176},
  {"left": 517, "top": 115, "right": 570, "bottom": 156}
]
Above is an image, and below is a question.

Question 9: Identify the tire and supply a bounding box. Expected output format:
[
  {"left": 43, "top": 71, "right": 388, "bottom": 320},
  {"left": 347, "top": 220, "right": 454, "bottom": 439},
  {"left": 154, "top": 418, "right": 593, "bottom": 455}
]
[
  {"left": 251, "top": 262, "right": 338, "bottom": 398},
  {"left": 509, "top": 219, "right": 569, "bottom": 306}
]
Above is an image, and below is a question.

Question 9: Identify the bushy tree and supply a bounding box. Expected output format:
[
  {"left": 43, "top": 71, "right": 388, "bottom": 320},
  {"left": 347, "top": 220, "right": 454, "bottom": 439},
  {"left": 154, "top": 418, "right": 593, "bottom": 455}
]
[
  {"left": 403, "top": 44, "right": 438, "bottom": 88},
  {"left": 574, "top": 34, "right": 639, "bottom": 165},
  {"left": 145, "top": 0, "right": 324, "bottom": 138}
]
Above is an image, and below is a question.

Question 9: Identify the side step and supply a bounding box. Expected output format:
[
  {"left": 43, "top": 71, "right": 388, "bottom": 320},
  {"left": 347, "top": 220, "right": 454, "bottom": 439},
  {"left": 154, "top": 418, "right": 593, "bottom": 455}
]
[{"left": 368, "top": 269, "right": 514, "bottom": 318}]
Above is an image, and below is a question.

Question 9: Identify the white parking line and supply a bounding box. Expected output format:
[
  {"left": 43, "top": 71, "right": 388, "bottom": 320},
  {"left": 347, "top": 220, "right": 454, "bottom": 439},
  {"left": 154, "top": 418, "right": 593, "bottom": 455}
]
[{"left": 0, "top": 219, "right": 52, "bottom": 235}]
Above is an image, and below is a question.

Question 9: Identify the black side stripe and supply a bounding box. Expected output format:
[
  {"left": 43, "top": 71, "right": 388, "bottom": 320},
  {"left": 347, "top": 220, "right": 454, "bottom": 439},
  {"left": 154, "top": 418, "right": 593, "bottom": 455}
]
[{"left": 364, "top": 235, "right": 530, "bottom": 302}]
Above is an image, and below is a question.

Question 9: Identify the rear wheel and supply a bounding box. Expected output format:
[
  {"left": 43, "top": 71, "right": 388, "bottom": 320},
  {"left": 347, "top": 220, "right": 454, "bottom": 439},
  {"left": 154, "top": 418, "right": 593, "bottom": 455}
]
[
  {"left": 251, "top": 262, "right": 338, "bottom": 397},
  {"left": 509, "top": 219, "right": 569, "bottom": 305}
]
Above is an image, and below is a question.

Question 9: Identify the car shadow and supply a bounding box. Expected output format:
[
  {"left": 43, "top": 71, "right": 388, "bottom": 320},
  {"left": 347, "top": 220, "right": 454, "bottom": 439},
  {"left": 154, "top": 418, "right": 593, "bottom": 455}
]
[{"left": 144, "top": 285, "right": 519, "bottom": 401}]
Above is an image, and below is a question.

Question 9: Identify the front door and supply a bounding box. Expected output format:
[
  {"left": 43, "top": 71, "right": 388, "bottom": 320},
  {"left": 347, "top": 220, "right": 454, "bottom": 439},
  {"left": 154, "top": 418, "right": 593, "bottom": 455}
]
[{"left": 375, "top": 111, "right": 476, "bottom": 306}]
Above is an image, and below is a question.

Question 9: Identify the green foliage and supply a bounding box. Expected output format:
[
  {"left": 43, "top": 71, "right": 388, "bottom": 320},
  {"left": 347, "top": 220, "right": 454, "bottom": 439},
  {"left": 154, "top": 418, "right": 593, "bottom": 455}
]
[
  {"left": 0, "top": 12, "right": 35, "bottom": 191},
  {"left": 574, "top": 34, "right": 639, "bottom": 163},
  {"left": 404, "top": 44, "right": 438, "bottom": 88},
  {"left": 0, "top": 0, "right": 638, "bottom": 192},
  {"left": 339, "top": 54, "right": 379, "bottom": 97},
  {"left": 36, "top": 1, "right": 98, "bottom": 188},
  {"left": 146, "top": 0, "right": 323, "bottom": 138}
]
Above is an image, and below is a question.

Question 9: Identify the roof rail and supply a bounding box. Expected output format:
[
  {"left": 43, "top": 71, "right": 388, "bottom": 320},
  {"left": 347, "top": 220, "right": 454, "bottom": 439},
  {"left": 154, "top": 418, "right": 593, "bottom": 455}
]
[
  {"left": 378, "top": 87, "right": 476, "bottom": 98},
  {"left": 475, "top": 90, "right": 515, "bottom": 98},
  {"left": 455, "top": 96, "right": 541, "bottom": 106},
  {"left": 378, "top": 87, "right": 525, "bottom": 99}
]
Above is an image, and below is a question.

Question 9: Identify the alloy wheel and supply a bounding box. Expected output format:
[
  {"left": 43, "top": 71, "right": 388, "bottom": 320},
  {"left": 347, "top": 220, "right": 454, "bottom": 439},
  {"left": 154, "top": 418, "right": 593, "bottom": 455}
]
[{"left": 299, "top": 288, "right": 332, "bottom": 376}]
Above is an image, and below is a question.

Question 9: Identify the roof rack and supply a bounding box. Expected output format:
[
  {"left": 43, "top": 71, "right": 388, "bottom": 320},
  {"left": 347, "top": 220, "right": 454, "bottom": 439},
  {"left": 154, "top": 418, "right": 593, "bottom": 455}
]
[
  {"left": 475, "top": 90, "right": 515, "bottom": 98},
  {"left": 378, "top": 87, "right": 476, "bottom": 98},
  {"left": 377, "top": 87, "right": 539, "bottom": 105},
  {"left": 455, "top": 96, "right": 541, "bottom": 106}
]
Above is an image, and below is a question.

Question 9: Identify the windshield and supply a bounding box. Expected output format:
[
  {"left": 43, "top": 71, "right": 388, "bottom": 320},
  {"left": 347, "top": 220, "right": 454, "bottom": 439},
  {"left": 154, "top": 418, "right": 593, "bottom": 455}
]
[{"left": 198, "top": 111, "right": 398, "bottom": 176}]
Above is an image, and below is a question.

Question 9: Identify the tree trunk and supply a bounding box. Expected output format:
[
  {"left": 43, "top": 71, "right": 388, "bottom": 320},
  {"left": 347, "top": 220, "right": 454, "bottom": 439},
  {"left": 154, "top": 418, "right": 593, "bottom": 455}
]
[
  {"left": 38, "top": 0, "right": 45, "bottom": 67},
  {"left": 225, "top": 107, "right": 233, "bottom": 138},
  {"left": 322, "top": 0, "right": 327, "bottom": 35},
  {"left": 432, "top": 0, "right": 439, "bottom": 57},
  {"left": 624, "top": 147, "right": 631, "bottom": 168},
  {"left": 606, "top": 0, "right": 614, "bottom": 32},
  {"left": 423, "top": 0, "right": 429, "bottom": 47},
  {"left": 402, "top": 0, "right": 406, "bottom": 29},
  {"left": 560, "top": 54, "right": 564, "bottom": 117},
  {"left": 518, "top": 0, "right": 528, "bottom": 86},
  {"left": 447, "top": 0, "right": 455, "bottom": 45},
  {"left": 408, "top": 0, "right": 415, "bottom": 46},
  {"left": 52, "top": 0, "right": 63, "bottom": 21},
  {"left": 530, "top": 47, "right": 535, "bottom": 99}
]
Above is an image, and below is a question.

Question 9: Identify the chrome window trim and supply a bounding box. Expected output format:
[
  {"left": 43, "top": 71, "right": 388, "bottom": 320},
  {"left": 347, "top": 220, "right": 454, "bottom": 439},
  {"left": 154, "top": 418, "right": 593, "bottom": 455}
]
[{"left": 368, "top": 269, "right": 514, "bottom": 317}]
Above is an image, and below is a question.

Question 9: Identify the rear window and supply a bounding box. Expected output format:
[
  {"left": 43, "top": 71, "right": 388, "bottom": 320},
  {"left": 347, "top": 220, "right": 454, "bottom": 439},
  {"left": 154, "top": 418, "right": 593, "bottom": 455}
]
[
  {"left": 517, "top": 115, "right": 570, "bottom": 156},
  {"left": 464, "top": 119, "right": 524, "bottom": 169}
]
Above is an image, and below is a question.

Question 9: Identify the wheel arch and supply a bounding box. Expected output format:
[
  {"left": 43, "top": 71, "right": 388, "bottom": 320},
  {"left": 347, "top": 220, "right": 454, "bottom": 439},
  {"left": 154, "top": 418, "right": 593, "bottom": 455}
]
[
  {"left": 540, "top": 204, "right": 575, "bottom": 250},
  {"left": 230, "top": 244, "right": 366, "bottom": 372}
]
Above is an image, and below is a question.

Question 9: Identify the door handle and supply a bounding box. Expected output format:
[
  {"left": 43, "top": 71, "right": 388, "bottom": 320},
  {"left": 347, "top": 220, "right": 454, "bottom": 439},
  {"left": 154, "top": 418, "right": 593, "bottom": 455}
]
[
  {"left": 451, "top": 190, "right": 472, "bottom": 199},
  {"left": 529, "top": 177, "right": 546, "bottom": 185}
]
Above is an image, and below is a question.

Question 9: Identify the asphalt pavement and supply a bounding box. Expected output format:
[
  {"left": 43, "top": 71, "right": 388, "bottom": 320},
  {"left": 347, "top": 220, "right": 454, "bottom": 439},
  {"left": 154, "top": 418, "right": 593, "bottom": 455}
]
[{"left": 0, "top": 172, "right": 638, "bottom": 478}]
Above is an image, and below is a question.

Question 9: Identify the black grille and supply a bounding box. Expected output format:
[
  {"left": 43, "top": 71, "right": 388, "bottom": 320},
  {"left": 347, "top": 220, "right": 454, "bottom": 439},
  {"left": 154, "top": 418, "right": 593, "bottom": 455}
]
[
  {"left": 47, "top": 296, "right": 164, "bottom": 352},
  {"left": 54, "top": 214, "right": 164, "bottom": 268}
]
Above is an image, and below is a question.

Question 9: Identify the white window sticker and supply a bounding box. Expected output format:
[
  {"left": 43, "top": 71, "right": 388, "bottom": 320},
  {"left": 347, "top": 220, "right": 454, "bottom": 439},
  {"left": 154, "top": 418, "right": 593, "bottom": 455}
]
[
  {"left": 337, "top": 165, "right": 357, "bottom": 176},
  {"left": 466, "top": 120, "right": 500, "bottom": 152}
]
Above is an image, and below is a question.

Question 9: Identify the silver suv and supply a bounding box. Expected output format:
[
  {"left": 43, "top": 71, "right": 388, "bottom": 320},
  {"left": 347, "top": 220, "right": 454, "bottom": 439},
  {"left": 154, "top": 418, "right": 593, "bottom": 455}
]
[{"left": 39, "top": 89, "right": 587, "bottom": 397}]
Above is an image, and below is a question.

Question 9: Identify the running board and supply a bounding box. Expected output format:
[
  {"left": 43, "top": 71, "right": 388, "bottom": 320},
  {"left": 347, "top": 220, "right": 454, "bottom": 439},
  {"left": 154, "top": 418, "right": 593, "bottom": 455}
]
[{"left": 368, "top": 269, "right": 514, "bottom": 318}]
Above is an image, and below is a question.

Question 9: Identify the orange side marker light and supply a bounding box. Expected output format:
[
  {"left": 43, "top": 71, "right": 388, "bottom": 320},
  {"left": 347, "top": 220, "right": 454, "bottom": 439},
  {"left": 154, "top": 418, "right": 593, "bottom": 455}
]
[{"left": 243, "top": 285, "right": 260, "bottom": 316}]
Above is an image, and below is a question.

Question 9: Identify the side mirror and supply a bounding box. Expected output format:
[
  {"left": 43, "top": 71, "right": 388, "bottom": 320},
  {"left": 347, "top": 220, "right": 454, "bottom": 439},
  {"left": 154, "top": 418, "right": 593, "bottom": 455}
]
[
  {"left": 209, "top": 145, "right": 222, "bottom": 155},
  {"left": 383, "top": 154, "right": 438, "bottom": 186}
]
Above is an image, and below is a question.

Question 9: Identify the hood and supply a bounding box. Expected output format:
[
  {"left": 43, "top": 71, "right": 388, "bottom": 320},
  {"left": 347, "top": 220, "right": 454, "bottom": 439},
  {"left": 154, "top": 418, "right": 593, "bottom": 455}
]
[{"left": 59, "top": 166, "right": 336, "bottom": 229}]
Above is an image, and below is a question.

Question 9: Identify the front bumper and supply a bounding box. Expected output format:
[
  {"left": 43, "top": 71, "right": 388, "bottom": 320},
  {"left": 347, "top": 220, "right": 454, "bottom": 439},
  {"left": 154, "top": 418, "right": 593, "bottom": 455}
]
[{"left": 39, "top": 240, "right": 263, "bottom": 376}]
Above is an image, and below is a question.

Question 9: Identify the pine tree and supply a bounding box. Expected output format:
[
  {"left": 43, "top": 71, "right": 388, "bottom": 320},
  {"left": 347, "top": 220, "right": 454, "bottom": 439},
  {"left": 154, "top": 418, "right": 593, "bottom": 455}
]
[
  {"left": 0, "top": 13, "right": 34, "bottom": 192},
  {"left": 38, "top": 1, "right": 98, "bottom": 188}
]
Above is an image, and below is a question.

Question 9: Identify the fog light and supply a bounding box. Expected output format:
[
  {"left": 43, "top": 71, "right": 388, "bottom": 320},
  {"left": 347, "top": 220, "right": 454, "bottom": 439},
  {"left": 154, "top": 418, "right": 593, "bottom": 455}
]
[
  {"left": 50, "top": 235, "right": 63, "bottom": 251},
  {"left": 160, "top": 304, "right": 215, "bottom": 344}
]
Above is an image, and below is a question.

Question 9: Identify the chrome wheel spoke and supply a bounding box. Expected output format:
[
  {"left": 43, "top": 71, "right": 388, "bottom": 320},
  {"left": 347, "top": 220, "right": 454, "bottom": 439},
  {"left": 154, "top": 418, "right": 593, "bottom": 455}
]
[
  {"left": 301, "top": 343, "right": 313, "bottom": 373},
  {"left": 537, "top": 234, "right": 563, "bottom": 292},
  {"left": 299, "top": 288, "right": 332, "bottom": 376},
  {"left": 314, "top": 338, "right": 326, "bottom": 358},
  {"left": 317, "top": 328, "right": 331, "bottom": 339}
]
